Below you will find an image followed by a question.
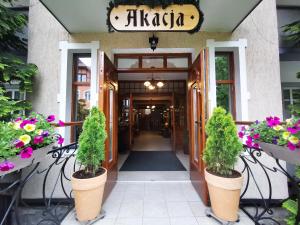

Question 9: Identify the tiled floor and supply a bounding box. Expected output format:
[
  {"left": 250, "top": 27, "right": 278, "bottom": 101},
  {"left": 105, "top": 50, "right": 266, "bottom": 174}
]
[
  {"left": 132, "top": 131, "right": 172, "bottom": 151},
  {"left": 62, "top": 181, "right": 255, "bottom": 225}
]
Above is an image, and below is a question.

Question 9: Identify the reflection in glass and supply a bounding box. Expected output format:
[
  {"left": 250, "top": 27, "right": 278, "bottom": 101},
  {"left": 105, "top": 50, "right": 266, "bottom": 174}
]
[
  {"left": 217, "top": 84, "right": 232, "bottom": 113},
  {"left": 73, "top": 55, "right": 91, "bottom": 141},
  {"left": 193, "top": 87, "right": 199, "bottom": 162},
  {"left": 109, "top": 88, "right": 114, "bottom": 162}
]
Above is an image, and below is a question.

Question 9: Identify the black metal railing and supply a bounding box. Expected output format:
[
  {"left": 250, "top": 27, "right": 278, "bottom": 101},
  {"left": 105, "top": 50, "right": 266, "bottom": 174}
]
[
  {"left": 239, "top": 145, "right": 300, "bottom": 225},
  {"left": 0, "top": 142, "right": 79, "bottom": 225}
]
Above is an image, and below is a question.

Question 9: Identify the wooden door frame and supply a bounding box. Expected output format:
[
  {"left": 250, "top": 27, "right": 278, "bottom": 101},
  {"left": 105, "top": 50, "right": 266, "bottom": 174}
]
[
  {"left": 98, "top": 52, "right": 118, "bottom": 200},
  {"left": 188, "top": 51, "right": 209, "bottom": 206}
]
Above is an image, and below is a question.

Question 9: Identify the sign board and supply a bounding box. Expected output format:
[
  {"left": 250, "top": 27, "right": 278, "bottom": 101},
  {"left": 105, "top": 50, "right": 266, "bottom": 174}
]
[{"left": 107, "top": 4, "right": 204, "bottom": 33}]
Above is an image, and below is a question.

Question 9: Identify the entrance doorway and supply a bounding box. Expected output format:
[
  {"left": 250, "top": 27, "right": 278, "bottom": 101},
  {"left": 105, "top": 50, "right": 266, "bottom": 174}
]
[{"left": 90, "top": 50, "right": 209, "bottom": 205}]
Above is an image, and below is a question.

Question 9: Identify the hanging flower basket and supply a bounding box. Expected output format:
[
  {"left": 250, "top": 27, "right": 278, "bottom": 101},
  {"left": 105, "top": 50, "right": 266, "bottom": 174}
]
[
  {"left": 0, "top": 144, "right": 54, "bottom": 176},
  {"left": 258, "top": 142, "right": 300, "bottom": 166}
]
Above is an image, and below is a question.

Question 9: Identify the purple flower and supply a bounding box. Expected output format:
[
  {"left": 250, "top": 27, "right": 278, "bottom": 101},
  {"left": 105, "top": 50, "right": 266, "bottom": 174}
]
[
  {"left": 47, "top": 115, "right": 55, "bottom": 122},
  {"left": 15, "top": 140, "right": 24, "bottom": 148},
  {"left": 266, "top": 116, "right": 281, "bottom": 127},
  {"left": 0, "top": 161, "right": 15, "bottom": 172},
  {"left": 241, "top": 126, "right": 246, "bottom": 131},
  {"left": 253, "top": 133, "right": 260, "bottom": 139},
  {"left": 33, "top": 136, "right": 44, "bottom": 144},
  {"left": 246, "top": 136, "right": 253, "bottom": 147},
  {"left": 253, "top": 143, "right": 260, "bottom": 149},
  {"left": 255, "top": 120, "right": 259, "bottom": 124},
  {"left": 20, "top": 120, "right": 30, "bottom": 129},
  {"left": 29, "top": 118, "right": 38, "bottom": 124},
  {"left": 20, "top": 147, "right": 33, "bottom": 159},
  {"left": 58, "top": 120, "right": 65, "bottom": 127},
  {"left": 287, "top": 142, "right": 296, "bottom": 151},
  {"left": 272, "top": 139, "right": 278, "bottom": 145},
  {"left": 57, "top": 137, "right": 64, "bottom": 145},
  {"left": 42, "top": 131, "right": 49, "bottom": 137},
  {"left": 238, "top": 132, "right": 244, "bottom": 138},
  {"left": 287, "top": 127, "right": 299, "bottom": 135}
]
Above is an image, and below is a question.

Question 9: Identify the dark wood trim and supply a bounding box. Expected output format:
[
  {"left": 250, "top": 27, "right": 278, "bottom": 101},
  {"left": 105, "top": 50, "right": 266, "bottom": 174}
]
[
  {"left": 117, "top": 68, "right": 189, "bottom": 73},
  {"left": 277, "top": 5, "right": 300, "bottom": 10}
]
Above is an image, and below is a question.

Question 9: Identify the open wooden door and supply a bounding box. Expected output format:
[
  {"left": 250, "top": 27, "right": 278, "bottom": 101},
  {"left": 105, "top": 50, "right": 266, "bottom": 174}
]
[
  {"left": 188, "top": 49, "right": 209, "bottom": 206},
  {"left": 98, "top": 52, "right": 118, "bottom": 200}
]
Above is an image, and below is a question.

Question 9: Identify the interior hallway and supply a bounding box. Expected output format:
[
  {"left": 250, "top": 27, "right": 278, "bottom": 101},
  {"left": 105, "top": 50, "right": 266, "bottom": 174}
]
[{"left": 132, "top": 131, "right": 172, "bottom": 151}]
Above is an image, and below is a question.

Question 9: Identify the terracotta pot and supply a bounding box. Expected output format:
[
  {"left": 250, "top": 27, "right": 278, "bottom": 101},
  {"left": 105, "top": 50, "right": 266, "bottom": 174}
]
[
  {"left": 258, "top": 142, "right": 300, "bottom": 165},
  {"left": 205, "top": 168, "right": 243, "bottom": 222},
  {"left": 0, "top": 144, "right": 54, "bottom": 177},
  {"left": 71, "top": 168, "right": 107, "bottom": 222}
]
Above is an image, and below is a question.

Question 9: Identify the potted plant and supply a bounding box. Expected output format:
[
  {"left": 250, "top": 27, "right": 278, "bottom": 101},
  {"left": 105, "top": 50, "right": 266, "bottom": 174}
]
[
  {"left": 203, "top": 107, "right": 243, "bottom": 222},
  {"left": 239, "top": 116, "right": 300, "bottom": 165},
  {"left": 71, "top": 107, "right": 107, "bottom": 222},
  {"left": 0, "top": 113, "right": 64, "bottom": 176}
]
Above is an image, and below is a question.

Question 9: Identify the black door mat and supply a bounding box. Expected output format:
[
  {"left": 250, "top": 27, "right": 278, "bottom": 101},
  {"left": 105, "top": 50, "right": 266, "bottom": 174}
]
[{"left": 120, "top": 151, "right": 186, "bottom": 171}]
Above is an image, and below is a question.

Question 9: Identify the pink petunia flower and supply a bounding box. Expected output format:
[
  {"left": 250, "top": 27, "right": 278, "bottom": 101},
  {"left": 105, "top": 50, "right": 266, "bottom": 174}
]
[
  {"left": 266, "top": 116, "right": 281, "bottom": 127},
  {"left": 287, "top": 142, "right": 296, "bottom": 151},
  {"left": 58, "top": 120, "right": 65, "bottom": 127},
  {"left": 33, "top": 136, "right": 44, "bottom": 144},
  {"left": 253, "top": 143, "right": 260, "bottom": 149},
  {"left": 0, "top": 161, "right": 15, "bottom": 171},
  {"left": 30, "top": 118, "right": 38, "bottom": 124},
  {"left": 287, "top": 127, "right": 299, "bottom": 135},
  {"left": 253, "top": 133, "right": 260, "bottom": 139},
  {"left": 15, "top": 140, "right": 24, "bottom": 148},
  {"left": 20, "top": 147, "right": 33, "bottom": 159},
  {"left": 47, "top": 115, "right": 55, "bottom": 122},
  {"left": 238, "top": 132, "right": 244, "bottom": 138},
  {"left": 57, "top": 137, "right": 64, "bottom": 145},
  {"left": 20, "top": 120, "right": 30, "bottom": 129}
]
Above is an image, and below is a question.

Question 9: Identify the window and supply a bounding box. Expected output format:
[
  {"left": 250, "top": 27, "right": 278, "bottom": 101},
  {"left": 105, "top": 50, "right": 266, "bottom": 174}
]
[
  {"left": 84, "top": 90, "right": 91, "bottom": 101},
  {"left": 72, "top": 54, "right": 92, "bottom": 141},
  {"left": 215, "top": 53, "right": 236, "bottom": 118},
  {"left": 283, "top": 87, "right": 300, "bottom": 119}
]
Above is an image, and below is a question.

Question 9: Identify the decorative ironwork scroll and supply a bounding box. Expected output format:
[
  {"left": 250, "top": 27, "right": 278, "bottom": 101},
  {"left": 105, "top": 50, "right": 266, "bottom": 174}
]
[{"left": 239, "top": 145, "right": 300, "bottom": 225}]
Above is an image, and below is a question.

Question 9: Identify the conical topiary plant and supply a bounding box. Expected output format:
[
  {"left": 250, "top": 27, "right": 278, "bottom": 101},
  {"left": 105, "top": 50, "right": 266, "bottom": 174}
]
[
  {"left": 203, "top": 107, "right": 244, "bottom": 222},
  {"left": 76, "top": 107, "right": 107, "bottom": 176},
  {"left": 203, "top": 107, "right": 243, "bottom": 176}
]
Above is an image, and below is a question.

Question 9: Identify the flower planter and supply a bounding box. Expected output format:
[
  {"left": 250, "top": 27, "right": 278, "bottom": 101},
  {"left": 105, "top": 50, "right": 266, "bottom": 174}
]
[
  {"left": 258, "top": 142, "right": 300, "bottom": 166},
  {"left": 71, "top": 168, "right": 107, "bottom": 221},
  {"left": 205, "top": 168, "right": 244, "bottom": 222},
  {"left": 0, "top": 144, "right": 54, "bottom": 176}
]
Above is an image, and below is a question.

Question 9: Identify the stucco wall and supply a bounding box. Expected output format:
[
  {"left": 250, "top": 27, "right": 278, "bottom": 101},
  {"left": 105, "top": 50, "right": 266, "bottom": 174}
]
[
  {"left": 232, "top": 0, "right": 288, "bottom": 199},
  {"left": 231, "top": 0, "right": 282, "bottom": 121}
]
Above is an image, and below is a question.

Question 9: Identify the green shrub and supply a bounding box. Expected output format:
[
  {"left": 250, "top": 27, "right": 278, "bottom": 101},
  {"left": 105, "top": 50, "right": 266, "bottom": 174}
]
[
  {"left": 77, "top": 107, "right": 107, "bottom": 176},
  {"left": 282, "top": 166, "right": 300, "bottom": 225},
  {"left": 203, "top": 107, "right": 243, "bottom": 176}
]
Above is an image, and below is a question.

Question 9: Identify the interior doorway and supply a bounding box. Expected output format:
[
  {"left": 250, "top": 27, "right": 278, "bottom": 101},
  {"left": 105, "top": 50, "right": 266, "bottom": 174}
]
[{"left": 115, "top": 53, "right": 191, "bottom": 178}]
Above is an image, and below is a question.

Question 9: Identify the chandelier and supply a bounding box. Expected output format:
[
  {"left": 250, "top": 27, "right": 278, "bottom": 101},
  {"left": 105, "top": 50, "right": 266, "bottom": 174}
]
[{"left": 144, "top": 74, "right": 164, "bottom": 90}]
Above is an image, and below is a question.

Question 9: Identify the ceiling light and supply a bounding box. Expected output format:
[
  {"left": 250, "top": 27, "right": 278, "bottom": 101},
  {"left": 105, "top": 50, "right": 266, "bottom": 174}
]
[
  {"left": 144, "top": 81, "right": 151, "bottom": 87},
  {"left": 151, "top": 105, "right": 156, "bottom": 109},
  {"left": 149, "top": 85, "right": 155, "bottom": 90},
  {"left": 147, "top": 106, "right": 150, "bottom": 109},
  {"left": 157, "top": 81, "right": 164, "bottom": 88}
]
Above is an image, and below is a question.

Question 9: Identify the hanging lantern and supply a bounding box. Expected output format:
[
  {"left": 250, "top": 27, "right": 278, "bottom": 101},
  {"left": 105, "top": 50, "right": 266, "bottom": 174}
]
[{"left": 149, "top": 34, "right": 158, "bottom": 51}]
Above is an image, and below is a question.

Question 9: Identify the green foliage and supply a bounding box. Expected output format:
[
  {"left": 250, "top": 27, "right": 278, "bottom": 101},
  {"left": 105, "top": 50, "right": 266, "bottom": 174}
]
[
  {"left": 282, "top": 166, "right": 300, "bottom": 225},
  {"left": 283, "top": 20, "right": 300, "bottom": 47},
  {"left": 0, "top": 1, "right": 37, "bottom": 120},
  {"left": 0, "top": 3, "right": 27, "bottom": 51},
  {"left": 203, "top": 107, "right": 243, "bottom": 176},
  {"left": 77, "top": 107, "right": 107, "bottom": 176},
  {"left": 0, "top": 121, "right": 19, "bottom": 159}
]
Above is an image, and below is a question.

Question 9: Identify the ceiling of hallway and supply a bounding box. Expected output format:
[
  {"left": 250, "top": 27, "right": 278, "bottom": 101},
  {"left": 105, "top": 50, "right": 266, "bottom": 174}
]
[
  {"left": 118, "top": 72, "right": 188, "bottom": 81},
  {"left": 40, "top": 0, "right": 262, "bottom": 33}
]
